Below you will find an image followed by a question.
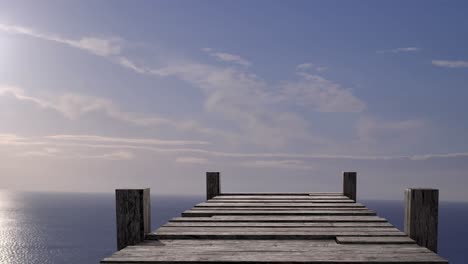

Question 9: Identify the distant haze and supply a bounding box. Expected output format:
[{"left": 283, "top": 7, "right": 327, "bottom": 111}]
[{"left": 0, "top": 1, "right": 467, "bottom": 201}]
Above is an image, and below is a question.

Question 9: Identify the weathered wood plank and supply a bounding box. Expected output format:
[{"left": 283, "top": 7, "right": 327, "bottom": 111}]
[
  {"left": 155, "top": 227, "right": 403, "bottom": 235},
  {"left": 149, "top": 231, "right": 407, "bottom": 240},
  {"left": 170, "top": 215, "right": 388, "bottom": 222},
  {"left": 163, "top": 222, "right": 394, "bottom": 228},
  {"left": 191, "top": 207, "right": 370, "bottom": 211},
  {"left": 101, "top": 239, "right": 447, "bottom": 263},
  {"left": 122, "top": 239, "right": 424, "bottom": 248},
  {"left": 337, "top": 236, "right": 416, "bottom": 244},
  {"left": 213, "top": 195, "right": 350, "bottom": 200},
  {"left": 182, "top": 209, "right": 376, "bottom": 217},
  {"left": 220, "top": 192, "right": 344, "bottom": 196},
  {"left": 208, "top": 199, "right": 355, "bottom": 203},
  {"left": 196, "top": 202, "right": 365, "bottom": 207},
  {"left": 157, "top": 226, "right": 402, "bottom": 231}
]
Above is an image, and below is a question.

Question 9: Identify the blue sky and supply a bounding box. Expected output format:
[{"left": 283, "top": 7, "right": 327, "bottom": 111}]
[{"left": 0, "top": 1, "right": 468, "bottom": 200}]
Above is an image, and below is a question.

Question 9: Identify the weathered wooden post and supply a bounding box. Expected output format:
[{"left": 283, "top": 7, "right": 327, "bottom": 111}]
[
  {"left": 343, "top": 172, "right": 357, "bottom": 201},
  {"left": 115, "top": 188, "right": 151, "bottom": 250},
  {"left": 206, "top": 172, "right": 220, "bottom": 200},
  {"left": 404, "top": 188, "right": 439, "bottom": 253}
]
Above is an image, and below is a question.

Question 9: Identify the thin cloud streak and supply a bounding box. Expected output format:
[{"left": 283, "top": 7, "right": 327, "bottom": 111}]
[
  {"left": 47, "top": 135, "right": 209, "bottom": 146},
  {"left": 202, "top": 48, "right": 251, "bottom": 67},
  {"left": 3, "top": 133, "right": 468, "bottom": 162},
  {"left": 0, "top": 85, "right": 232, "bottom": 139},
  {"left": 0, "top": 23, "right": 122, "bottom": 56},
  {"left": 175, "top": 156, "right": 209, "bottom": 164},
  {"left": 432, "top": 60, "right": 468, "bottom": 68},
  {"left": 296, "top": 63, "right": 328, "bottom": 72},
  {"left": 376, "top": 47, "right": 420, "bottom": 54},
  {"left": 241, "top": 159, "right": 315, "bottom": 170}
]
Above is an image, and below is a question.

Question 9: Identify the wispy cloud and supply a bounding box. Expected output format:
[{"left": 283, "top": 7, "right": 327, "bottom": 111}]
[
  {"left": 296, "top": 63, "right": 328, "bottom": 72},
  {"left": 410, "top": 152, "right": 468, "bottom": 160},
  {"left": 0, "top": 24, "right": 430, "bottom": 153},
  {"left": 241, "top": 159, "right": 315, "bottom": 170},
  {"left": 356, "top": 116, "right": 426, "bottom": 144},
  {"left": 116, "top": 57, "right": 149, "bottom": 74},
  {"left": 175, "top": 156, "right": 209, "bottom": 164},
  {"left": 0, "top": 23, "right": 364, "bottom": 132},
  {"left": 432, "top": 60, "right": 468, "bottom": 68},
  {"left": 93, "top": 151, "right": 135, "bottom": 160},
  {"left": 148, "top": 58, "right": 366, "bottom": 147},
  {"left": 281, "top": 73, "right": 366, "bottom": 112},
  {"left": 18, "top": 149, "right": 134, "bottom": 160},
  {"left": 0, "top": 23, "right": 122, "bottom": 56},
  {"left": 0, "top": 134, "right": 46, "bottom": 146},
  {"left": 202, "top": 48, "right": 251, "bottom": 67},
  {"left": 3, "top": 133, "right": 468, "bottom": 166},
  {"left": 0, "top": 85, "right": 231, "bottom": 139},
  {"left": 47, "top": 135, "right": 209, "bottom": 146},
  {"left": 376, "top": 47, "right": 420, "bottom": 54}
]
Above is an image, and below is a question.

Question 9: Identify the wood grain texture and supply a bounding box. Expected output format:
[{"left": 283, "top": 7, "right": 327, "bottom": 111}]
[
  {"left": 343, "top": 172, "right": 357, "bottom": 201},
  {"left": 103, "top": 190, "right": 447, "bottom": 263},
  {"left": 115, "top": 188, "right": 151, "bottom": 250},
  {"left": 212, "top": 195, "right": 350, "bottom": 200},
  {"left": 196, "top": 202, "right": 364, "bottom": 207},
  {"left": 220, "top": 192, "right": 344, "bottom": 196},
  {"left": 102, "top": 239, "right": 447, "bottom": 263},
  {"left": 404, "top": 188, "right": 439, "bottom": 253},
  {"left": 206, "top": 172, "right": 220, "bottom": 200},
  {"left": 209, "top": 199, "right": 355, "bottom": 203},
  {"left": 162, "top": 222, "right": 394, "bottom": 227},
  {"left": 181, "top": 209, "right": 376, "bottom": 217},
  {"left": 170, "top": 215, "right": 389, "bottom": 222},
  {"left": 337, "top": 236, "right": 416, "bottom": 244}
]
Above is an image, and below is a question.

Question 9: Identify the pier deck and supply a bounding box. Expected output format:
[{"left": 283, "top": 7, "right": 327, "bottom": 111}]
[{"left": 101, "top": 191, "right": 448, "bottom": 263}]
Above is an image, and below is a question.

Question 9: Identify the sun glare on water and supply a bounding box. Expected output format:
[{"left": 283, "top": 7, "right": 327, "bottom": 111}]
[{"left": 0, "top": 191, "right": 49, "bottom": 264}]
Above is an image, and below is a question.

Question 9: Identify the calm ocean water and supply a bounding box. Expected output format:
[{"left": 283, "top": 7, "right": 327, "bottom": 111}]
[{"left": 0, "top": 191, "right": 466, "bottom": 263}]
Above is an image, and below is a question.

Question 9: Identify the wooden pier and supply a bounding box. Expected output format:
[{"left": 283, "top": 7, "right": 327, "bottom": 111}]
[{"left": 101, "top": 172, "right": 448, "bottom": 263}]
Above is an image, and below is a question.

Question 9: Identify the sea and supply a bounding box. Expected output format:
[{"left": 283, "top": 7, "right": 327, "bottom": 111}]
[{"left": 0, "top": 190, "right": 466, "bottom": 263}]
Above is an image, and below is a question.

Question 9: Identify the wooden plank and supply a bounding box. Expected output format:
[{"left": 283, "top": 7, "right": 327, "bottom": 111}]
[
  {"left": 125, "top": 239, "right": 424, "bottom": 249},
  {"left": 101, "top": 239, "right": 447, "bottom": 263},
  {"left": 149, "top": 231, "right": 407, "bottom": 240},
  {"left": 191, "top": 207, "right": 370, "bottom": 211},
  {"left": 170, "top": 215, "right": 388, "bottom": 222},
  {"left": 156, "top": 226, "right": 403, "bottom": 233},
  {"left": 181, "top": 209, "right": 376, "bottom": 217},
  {"left": 337, "top": 236, "right": 416, "bottom": 244},
  {"left": 191, "top": 207, "right": 370, "bottom": 212},
  {"left": 208, "top": 199, "right": 355, "bottom": 203},
  {"left": 163, "top": 222, "right": 394, "bottom": 228},
  {"left": 220, "top": 192, "right": 344, "bottom": 196},
  {"left": 213, "top": 195, "right": 350, "bottom": 200},
  {"left": 196, "top": 202, "right": 365, "bottom": 207}
]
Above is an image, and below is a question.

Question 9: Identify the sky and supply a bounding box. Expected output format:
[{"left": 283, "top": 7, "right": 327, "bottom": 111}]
[{"left": 0, "top": 0, "right": 467, "bottom": 201}]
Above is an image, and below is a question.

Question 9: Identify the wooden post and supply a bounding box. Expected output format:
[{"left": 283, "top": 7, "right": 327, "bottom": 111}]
[
  {"left": 343, "top": 172, "right": 357, "bottom": 201},
  {"left": 404, "top": 188, "right": 439, "bottom": 253},
  {"left": 206, "top": 172, "right": 220, "bottom": 200},
  {"left": 115, "top": 188, "right": 151, "bottom": 250}
]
